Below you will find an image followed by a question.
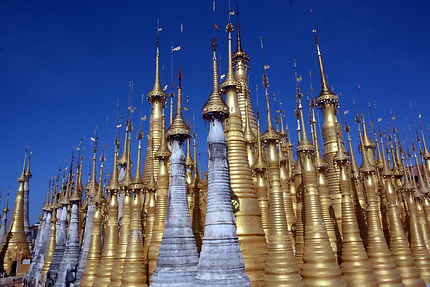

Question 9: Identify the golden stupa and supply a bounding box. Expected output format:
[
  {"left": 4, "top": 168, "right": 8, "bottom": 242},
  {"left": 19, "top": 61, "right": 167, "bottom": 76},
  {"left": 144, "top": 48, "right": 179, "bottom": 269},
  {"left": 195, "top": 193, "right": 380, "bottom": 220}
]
[{"left": 1, "top": 6, "right": 428, "bottom": 287}]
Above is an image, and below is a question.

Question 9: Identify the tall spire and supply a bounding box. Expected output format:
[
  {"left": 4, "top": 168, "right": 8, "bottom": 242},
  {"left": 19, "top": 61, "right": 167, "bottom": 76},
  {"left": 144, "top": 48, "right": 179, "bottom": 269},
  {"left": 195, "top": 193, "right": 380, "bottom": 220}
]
[
  {"left": 334, "top": 129, "right": 378, "bottom": 286},
  {"left": 359, "top": 135, "right": 404, "bottom": 286},
  {"left": 261, "top": 73, "right": 302, "bottom": 286},
  {"left": 143, "top": 136, "right": 157, "bottom": 260},
  {"left": 380, "top": 139, "right": 426, "bottom": 286},
  {"left": 312, "top": 29, "right": 343, "bottom": 232},
  {"left": 195, "top": 36, "right": 250, "bottom": 286},
  {"left": 219, "top": 20, "right": 267, "bottom": 284},
  {"left": 296, "top": 87, "right": 312, "bottom": 148},
  {"left": 143, "top": 33, "right": 168, "bottom": 184},
  {"left": 147, "top": 37, "right": 167, "bottom": 103},
  {"left": 133, "top": 125, "right": 143, "bottom": 185},
  {"left": 310, "top": 99, "right": 326, "bottom": 168},
  {"left": 251, "top": 121, "right": 270, "bottom": 237},
  {"left": 243, "top": 100, "right": 257, "bottom": 143},
  {"left": 92, "top": 154, "right": 105, "bottom": 205},
  {"left": 346, "top": 121, "right": 368, "bottom": 236},
  {"left": 261, "top": 74, "right": 278, "bottom": 141},
  {"left": 23, "top": 148, "right": 32, "bottom": 247},
  {"left": 361, "top": 116, "right": 376, "bottom": 164},
  {"left": 166, "top": 68, "right": 189, "bottom": 139},
  {"left": 118, "top": 120, "right": 129, "bottom": 166},
  {"left": 234, "top": 10, "right": 247, "bottom": 60},
  {"left": 80, "top": 157, "right": 105, "bottom": 287},
  {"left": 121, "top": 120, "right": 134, "bottom": 187},
  {"left": 243, "top": 100, "right": 257, "bottom": 167},
  {"left": 152, "top": 66, "right": 198, "bottom": 286},
  {"left": 220, "top": 23, "right": 240, "bottom": 92},
  {"left": 94, "top": 141, "right": 120, "bottom": 287},
  {"left": 202, "top": 38, "right": 229, "bottom": 120},
  {"left": 313, "top": 29, "right": 336, "bottom": 101},
  {"left": 0, "top": 151, "right": 32, "bottom": 276},
  {"left": 232, "top": 12, "right": 257, "bottom": 136},
  {"left": 89, "top": 136, "right": 98, "bottom": 199},
  {"left": 18, "top": 151, "right": 27, "bottom": 183},
  {"left": 121, "top": 128, "right": 147, "bottom": 286},
  {"left": 296, "top": 105, "right": 344, "bottom": 285},
  {"left": 0, "top": 193, "right": 9, "bottom": 245}
]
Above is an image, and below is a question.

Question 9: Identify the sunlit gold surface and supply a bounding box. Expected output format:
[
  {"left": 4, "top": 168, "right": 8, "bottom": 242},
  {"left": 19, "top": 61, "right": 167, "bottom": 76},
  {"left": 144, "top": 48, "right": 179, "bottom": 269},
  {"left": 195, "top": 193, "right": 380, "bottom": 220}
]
[
  {"left": 143, "top": 43, "right": 166, "bottom": 184},
  {"left": 360, "top": 147, "right": 404, "bottom": 287},
  {"left": 121, "top": 190, "right": 148, "bottom": 287},
  {"left": 406, "top": 192, "right": 430, "bottom": 283},
  {"left": 80, "top": 161, "right": 105, "bottom": 287},
  {"left": 383, "top": 170, "right": 425, "bottom": 286},
  {"left": 221, "top": 24, "right": 266, "bottom": 286},
  {"left": 314, "top": 34, "right": 344, "bottom": 233},
  {"left": 296, "top": 98, "right": 345, "bottom": 287},
  {"left": 335, "top": 132, "right": 378, "bottom": 286},
  {"left": 262, "top": 80, "right": 302, "bottom": 286},
  {"left": 109, "top": 191, "right": 131, "bottom": 286},
  {"left": 1, "top": 156, "right": 32, "bottom": 276},
  {"left": 310, "top": 106, "right": 339, "bottom": 257},
  {"left": 252, "top": 124, "right": 270, "bottom": 239},
  {"left": 40, "top": 209, "right": 56, "bottom": 280},
  {"left": 148, "top": 124, "right": 170, "bottom": 279}
]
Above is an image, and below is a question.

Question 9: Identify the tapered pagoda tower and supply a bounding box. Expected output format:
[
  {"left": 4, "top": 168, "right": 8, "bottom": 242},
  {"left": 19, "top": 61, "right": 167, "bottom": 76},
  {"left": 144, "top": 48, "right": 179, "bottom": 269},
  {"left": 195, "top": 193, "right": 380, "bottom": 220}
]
[{"left": 0, "top": 153, "right": 32, "bottom": 276}]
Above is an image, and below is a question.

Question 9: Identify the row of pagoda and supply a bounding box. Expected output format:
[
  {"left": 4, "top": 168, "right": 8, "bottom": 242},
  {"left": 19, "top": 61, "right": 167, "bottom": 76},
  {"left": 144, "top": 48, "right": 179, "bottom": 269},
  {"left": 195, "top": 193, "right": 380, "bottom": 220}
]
[{"left": 1, "top": 17, "right": 430, "bottom": 287}]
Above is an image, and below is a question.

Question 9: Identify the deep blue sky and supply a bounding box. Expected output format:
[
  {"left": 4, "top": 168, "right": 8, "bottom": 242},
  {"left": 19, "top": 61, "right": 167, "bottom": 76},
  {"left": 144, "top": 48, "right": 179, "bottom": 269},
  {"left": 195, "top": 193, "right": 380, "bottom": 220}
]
[{"left": 1, "top": 0, "right": 429, "bottom": 224}]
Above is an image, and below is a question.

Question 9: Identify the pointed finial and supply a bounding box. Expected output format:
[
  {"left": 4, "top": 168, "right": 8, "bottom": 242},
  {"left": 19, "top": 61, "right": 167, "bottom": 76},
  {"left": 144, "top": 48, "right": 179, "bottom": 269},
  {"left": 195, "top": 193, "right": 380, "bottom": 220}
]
[
  {"left": 3, "top": 192, "right": 9, "bottom": 213},
  {"left": 25, "top": 148, "right": 32, "bottom": 179},
  {"left": 106, "top": 142, "right": 120, "bottom": 192},
  {"left": 296, "top": 85, "right": 314, "bottom": 153},
  {"left": 70, "top": 162, "right": 82, "bottom": 202},
  {"left": 235, "top": 5, "right": 243, "bottom": 53},
  {"left": 202, "top": 37, "right": 229, "bottom": 119},
  {"left": 147, "top": 32, "right": 167, "bottom": 103},
  {"left": 75, "top": 156, "right": 84, "bottom": 194},
  {"left": 360, "top": 129, "right": 375, "bottom": 173},
  {"left": 380, "top": 135, "right": 393, "bottom": 176},
  {"left": 344, "top": 119, "right": 360, "bottom": 177},
  {"left": 118, "top": 119, "right": 129, "bottom": 166},
  {"left": 261, "top": 74, "right": 280, "bottom": 142},
  {"left": 191, "top": 134, "right": 201, "bottom": 188},
  {"left": 310, "top": 98, "right": 326, "bottom": 168},
  {"left": 185, "top": 137, "right": 193, "bottom": 168},
  {"left": 147, "top": 136, "right": 157, "bottom": 192},
  {"left": 361, "top": 115, "right": 374, "bottom": 148},
  {"left": 243, "top": 100, "right": 257, "bottom": 143},
  {"left": 18, "top": 150, "right": 27, "bottom": 182},
  {"left": 420, "top": 125, "right": 430, "bottom": 159},
  {"left": 166, "top": 68, "right": 190, "bottom": 140},
  {"left": 156, "top": 115, "right": 171, "bottom": 159},
  {"left": 93, "top": 154, "right": 105, "bottom": 204},
  {"left": 252, "top": 120, "right": 266, "bottom": 171},
  {"left": 297, "top": 86, "right": 311, "bottom": 146},
  {"left": 121, "top": 126, "right": 134, "bottom": 187},
  {"left": 133, "top": 127, "right": 144, "bottom": 186},
  {"left": 43, "top": 181, "right": 51, "bottom": 211},
  {"left": 334, "top": 124, "right": 349, "bottom": 163},
  {"left": 313, "top": 29, "right": 338, "bottom": 107},
  {"left": 62, "top": 155, "right": 74, "bottom": 205},
  {"left": 220, "top": 22, "right": 240, "bottom": 92},
  {"left": 233, "top": 6, "right": 249, "bottom": 63},
  {"left": 89, "top": 134, "right": 98, "bottom": 198}
]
